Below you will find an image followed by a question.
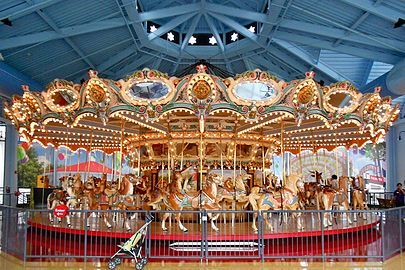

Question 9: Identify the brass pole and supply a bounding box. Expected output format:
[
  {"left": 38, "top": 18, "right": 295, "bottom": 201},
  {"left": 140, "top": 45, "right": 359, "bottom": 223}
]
[
  {"left": 86, "top": 129, "right": 93, "bottom": 180},
  {"left": 280, "top": 121, "right": 285, "bottom": 182},
  {"left": 137, "top": 135, "right": 141, "bottom": 176},
  {"left": 118, "top": 121, "right": 125, "bottom": 190}
]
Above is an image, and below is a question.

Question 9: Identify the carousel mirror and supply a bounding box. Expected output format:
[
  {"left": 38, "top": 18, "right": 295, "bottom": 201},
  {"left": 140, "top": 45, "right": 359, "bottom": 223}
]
[
  {"left": 128, "top": 81, "right": 169, "bottom": 100},
  {"left": 234, "top": 82, "right": 277, "bottom": 100},
  {"left": 50, "top": 89, "right": 77, "bottom": 107},
  {"left": 327, "top": 92, "right": 352, "bottom": 108}
]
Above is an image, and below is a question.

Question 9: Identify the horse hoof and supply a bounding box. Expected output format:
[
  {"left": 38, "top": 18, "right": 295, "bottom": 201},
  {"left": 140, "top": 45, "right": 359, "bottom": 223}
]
[
  {"left": 107, "top": 225, "right": 112, "bottom": 229},
  {"left": 183, "top": 229, "right": 188, "bottom": 233},
  {"left": 162, "top": 228, "right": 168, "bottom": 232},
  {"left": 67, "top": 224, "right": 71, "bottom": 228},
  {"left": 86, "top": 225, "right": 90, "bottom": 228},
  {"left": 58, "top": 220, "right": 62, "bottom": 223},
  {"left": 127, "top": 228, "right": 131, "bottom": 232},
  {"left": 50, "top": 220, "right": 54, "bottom": 224}
]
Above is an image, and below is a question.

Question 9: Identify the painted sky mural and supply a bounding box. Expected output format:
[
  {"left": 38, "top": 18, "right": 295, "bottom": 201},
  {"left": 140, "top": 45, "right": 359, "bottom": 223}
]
[{"left": 17, "top": 140, "right": 386, "bottom": 191}]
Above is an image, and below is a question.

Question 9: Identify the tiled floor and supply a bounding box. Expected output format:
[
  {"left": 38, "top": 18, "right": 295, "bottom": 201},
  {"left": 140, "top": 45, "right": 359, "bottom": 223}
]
[{"left": 1, "top": 252, "right": 405, "bottom": 270}]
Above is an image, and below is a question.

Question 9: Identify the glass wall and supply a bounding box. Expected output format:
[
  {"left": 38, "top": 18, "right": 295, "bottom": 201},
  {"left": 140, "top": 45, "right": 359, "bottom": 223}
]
[{"left": 0, "top": 124, "right": 5, "bottom": 204}]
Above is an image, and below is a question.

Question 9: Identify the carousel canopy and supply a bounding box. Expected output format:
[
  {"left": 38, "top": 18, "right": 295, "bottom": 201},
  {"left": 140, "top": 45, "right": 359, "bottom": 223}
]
[
  {"left": 49, "top": 161, "right": 113, "bottom": 174},
  {"left": 4, "top": 66, "right": 399, "bottom": 169}
]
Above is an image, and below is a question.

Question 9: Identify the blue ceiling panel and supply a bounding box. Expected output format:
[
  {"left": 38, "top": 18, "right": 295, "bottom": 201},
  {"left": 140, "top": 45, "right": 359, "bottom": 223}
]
[
  {"left": 367, "top": 61, "right": 393, "bottom": 84},
  {"left": 0, "top": 0, "right": 403, "bottom": 97},
  {"left": 42, "top": 0, "right": 120, "bottom": 28},
  {"left": 0, "top": 13, "right": 49, "bottom": 38}
]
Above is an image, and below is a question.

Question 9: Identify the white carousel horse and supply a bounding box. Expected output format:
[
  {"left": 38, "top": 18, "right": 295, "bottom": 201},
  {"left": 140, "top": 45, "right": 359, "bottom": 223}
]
[{"left": 248, "top": 174, "right": 305, "bottom": 232}]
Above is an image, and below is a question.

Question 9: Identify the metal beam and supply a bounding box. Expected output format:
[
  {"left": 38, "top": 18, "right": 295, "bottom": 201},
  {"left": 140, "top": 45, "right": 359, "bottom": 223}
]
[
  {"left": 29, "top": 4, "right": 96, "bottom": 70},
  {"left": 249, "top": 54, "right": 291, "bottom": 80},
  {"left": 274, "top": 39, "right": 351, "bottom": 82},
  {"left": 120, "top": 0, "right": 148, "bottom": 46},
  {"left": 180, "top": 14, "right": 201, "bottom": 52},
  {"left": 0, "top": 18, "right": 127, "bottom": 50},
  {"left": 115, "top": 54, "right": 155, "bottom": 78},
  {"left": 148, "top": 12, "right": 197, "bottom": 41},
  {"left": 360, "top": 60, "right": 374, "bottom": 86},
  {"left": 274, "top": 32, "right": 402, "bottom": 64},
  {"left": 208, "top": 13, "right": 259, "bottom": 44},
  {"left": 206, "top": 3, "right": 272, "bottom": 23},
  {"left": 280, "top": 19, "right": 405, "bottom": 53},
  {"left": 289, "top": 5, "right": 405, "bottom": 53},
  {"left": 138, "top": 3, "right": 200, "bottom": 21},
  {"left": 333, "top": 11, "right": 370, "bottom": 47},
  {"left": 151, "top": 56, "right": 163, "bottom": 70},
  {"left": 339, "top": 0, "right": 404, "bottom": 22},
  {"left": 204, "top": 14, "right": 225, "bottom": 52},
  {"left": 259, "top": 0, "right": 290, "bottom": 43},
  {"left": 0, "top": 0, "right": 63, "bottom": 21},
  {"left": 97, "top": 45, "right": 137, "bottom": 73}
]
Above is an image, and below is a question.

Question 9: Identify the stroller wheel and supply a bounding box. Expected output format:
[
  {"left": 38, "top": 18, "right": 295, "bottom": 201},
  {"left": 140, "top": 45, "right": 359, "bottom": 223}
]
[
  {"left": 114, "top": 257, "right": 121, "bottom": 265},
  {"left": 141, "top": 257, "right": 148, "bottom": 265},
  {"left": 108, "top": 260, "right": 116, "bottom": 270},
  {"left": 136, "top": 262, "right": 144, "bottom": 270}
]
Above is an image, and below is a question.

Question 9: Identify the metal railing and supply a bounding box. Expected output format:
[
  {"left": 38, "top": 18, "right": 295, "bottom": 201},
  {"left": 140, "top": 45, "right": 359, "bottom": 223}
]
[{"left": 0, "top": 206, "right": 404, "bottom": 262}]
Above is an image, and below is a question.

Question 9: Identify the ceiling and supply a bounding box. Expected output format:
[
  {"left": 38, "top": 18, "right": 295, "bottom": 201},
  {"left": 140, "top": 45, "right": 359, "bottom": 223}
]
[{"left": 0, "top": 0, "right": 404, "bottom": 93}]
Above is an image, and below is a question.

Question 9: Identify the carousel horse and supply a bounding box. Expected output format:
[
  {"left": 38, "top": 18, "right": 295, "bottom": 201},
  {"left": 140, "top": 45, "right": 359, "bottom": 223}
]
[
  {"left": 46, "top": 189, "right": 69, "bottom": 225},
  {"left": 317, "top": 175, "right": 353, "bottom": 227},
  {"left": 218, "top": 174, "right": 251, "bottom": 201},
  {"left": 149, "top": 170, "right": 223, "bottom": 232},
  {"left": 81, "top": 177, "right": 112, "bottom": 228},
  {"left": 351, "top": 176, "right": 368, "bottom": 221},
  {"left": 217, "top": 174, "right": 252, "bottom": 223},
  {"left": 248, "top": 174, "right": 305, "bottom": 232}
]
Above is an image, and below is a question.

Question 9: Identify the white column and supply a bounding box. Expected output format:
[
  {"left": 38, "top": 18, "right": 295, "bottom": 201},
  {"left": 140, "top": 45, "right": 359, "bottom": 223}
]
[{"left": 4, "top": 123, "right": 18, "bottom": 206}]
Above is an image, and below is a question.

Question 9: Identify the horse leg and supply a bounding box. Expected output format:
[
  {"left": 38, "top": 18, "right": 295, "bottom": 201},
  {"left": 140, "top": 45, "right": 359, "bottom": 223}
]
[
  {"left": 322, "top": 196, "right": 331, "bottom": 228},
  {"left": 353, "top": 194, "right": 358, "bottom": 222},
  {"left": 123, "top": 211, "right": 131, "bottom": 231},
  {"left": 208, "top": 212, "right": 220, "bottom": 232},
  {"left": 263, "top": 212, "right": 273, "bottom": 232},
  {"left": 175, "top": 212, "right": 188, "bottom": 232},
  {"left": 48, "top": 201, "right": 55, "bottom": 223},
  {"left": 161, "top": 212, "right": 170, "bottom": 231},
  {"left": 252, "top": 212, "right": 258, "bottom": 232},
  {"left": 102, "top": 207, "right": 112, "bottom": 229},
  {"left": 342, "top": 199, "right": 352, "bottom": 224}
]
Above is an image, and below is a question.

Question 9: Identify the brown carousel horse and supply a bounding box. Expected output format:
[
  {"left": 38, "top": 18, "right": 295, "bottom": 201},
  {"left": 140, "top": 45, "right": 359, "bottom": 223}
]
[
  {"left": 351, "top": 176, "right": 368, "bottom": 221},
  {"left": 316, "top": 174, "right": 353, "bottom": 227},
  {"left": 148, "top": 170, "right": 223, "bottom": 232},
  {"left": 248, "top": 174, "right": 305, "bottom": 232},
  {"left": 81, "top": 176, "right": 112, "bottom": 228},
  {"left": 217, "top": 174, "right": 251, "bottom": 222}
]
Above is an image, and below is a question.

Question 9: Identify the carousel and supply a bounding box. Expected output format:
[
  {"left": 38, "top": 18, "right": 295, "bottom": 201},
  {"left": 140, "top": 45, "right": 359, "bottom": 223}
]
[{"left": 4, "top": 64, "right": 399, "bottom": 251}]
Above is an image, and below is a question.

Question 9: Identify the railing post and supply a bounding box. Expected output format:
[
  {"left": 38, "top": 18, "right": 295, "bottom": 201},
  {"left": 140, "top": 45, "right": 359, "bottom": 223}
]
[
  {"left": 84, "top": 210, "right": 88, "bottom": 263},
  {"left": 23, "top": 210, "right": 28, "bottom": 262},
  {"left": 398, "top": 207, "right": 403, "bottom": 254},
  {"left": 381, "top": 210, "right": 385, "bottom": 261},
  {"left": 320, "top": 210, "right": 325, "bottom": 262},
  {"left": 202, "top": 209, "right": 207, "bottom": 262},
  {"left": 146, "top": 211, "right": 151, "bottom": 259},
  {"left": 257, "top": 210, "right": 264, "bottom": 262}
]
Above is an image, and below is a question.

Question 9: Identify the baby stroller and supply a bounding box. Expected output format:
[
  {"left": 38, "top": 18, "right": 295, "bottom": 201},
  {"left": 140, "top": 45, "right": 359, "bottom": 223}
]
[{"left": 108, "top": 214, "right": 153, "bottom": 270}]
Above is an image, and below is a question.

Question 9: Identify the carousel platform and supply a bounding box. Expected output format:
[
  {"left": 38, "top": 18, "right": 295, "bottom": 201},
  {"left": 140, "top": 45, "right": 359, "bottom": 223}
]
[
  {"left": 27, "top": 212, "right": 380, "bottom": 240},
  {"left": 24, "top": 212, "right": 382, "bottom": 261}
]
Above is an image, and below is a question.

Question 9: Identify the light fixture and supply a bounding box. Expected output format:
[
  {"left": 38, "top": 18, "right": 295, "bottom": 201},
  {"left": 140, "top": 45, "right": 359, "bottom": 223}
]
[
  {"left": 399, "top": 131, "right": 405, "bottom": 141},
  {"left": 209, "top": 36, "right": 217, "bottom": 45},
  {"left": 231, "top": 32, "right": 238, "bottom": 42},
  {"left": 150, "top": 25, "right": 157, "bottom": 32},
  {"left": 189, "top": 36, "right": 197, "bottom": 45},
  {"left": 248, "top": 26, "right": 255, "bottom": 33},
  {"left": 167, "top": 32, "right": 175, "bottom": 41}
]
